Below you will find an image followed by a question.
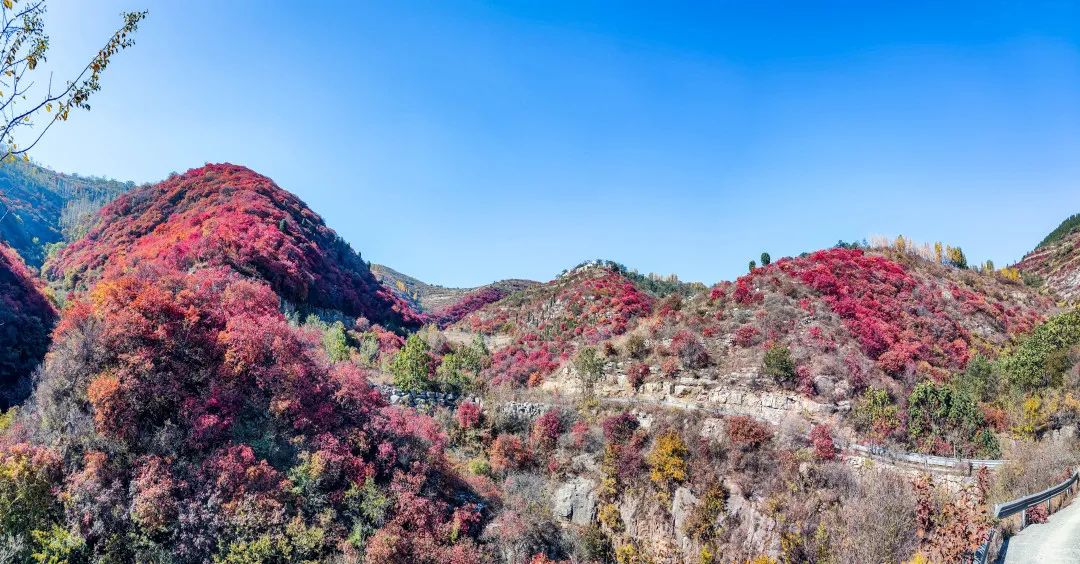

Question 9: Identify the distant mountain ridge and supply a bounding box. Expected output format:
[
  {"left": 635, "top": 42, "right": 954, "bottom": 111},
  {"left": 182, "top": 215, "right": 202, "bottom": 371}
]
[
  {"left": 370, "top": 262, "right": 537, "bottom": 313},
  {"left": 0, "top": 159, "right": 134, "bottom": 266}
]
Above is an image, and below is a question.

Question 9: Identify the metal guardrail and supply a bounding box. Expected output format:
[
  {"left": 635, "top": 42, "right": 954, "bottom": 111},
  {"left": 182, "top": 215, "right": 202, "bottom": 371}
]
[
  {"left": 973, "top": 469, "right": 1080, "bottom": 564},
  {"left": 993, "top": 469, "right": 1079, "bottom": 520},
  {"left": 845, "top": 443, "right": 1006, "bottom": 472}
]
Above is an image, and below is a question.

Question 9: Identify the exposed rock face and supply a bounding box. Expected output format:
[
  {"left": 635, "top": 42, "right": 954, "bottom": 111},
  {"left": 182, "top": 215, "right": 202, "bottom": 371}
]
[
  {"left": 552, "top": 476, "right": 597, "bottom": 526},
  {"left": 1016, "top": 228, "right": 1080, "bottom": 302},
  {"left": 671, "top": 486, "right": 698, "bottom": 554},
  {"left": 543, "top": 361, "right": 834, "bottom": 429}
]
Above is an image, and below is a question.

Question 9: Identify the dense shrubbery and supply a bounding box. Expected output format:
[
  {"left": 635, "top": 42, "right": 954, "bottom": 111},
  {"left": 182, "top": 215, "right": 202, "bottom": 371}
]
[
  {"left": 775, "top": 248, "right": 970, "bottom": 377},
  {"left": 907, "top": 381, "right": 1000, "bottom": 458},
  {"left": 0, "top": 244, "right": 56, "bottom": 408},
  {"left": 44, "top": 164, "right": 421, "bottom": 330},
  {"left": 999, "top": 309, "right": 1080, "bottom": 391},
  {"left": 434, "top": 287, "right": 508, "bottom": 328},
  {"left": 472, "top": 269, "right": 652, "bottom": 387},
  {"left": 7, "top": 265, "right": 483, "bottom": 561}
]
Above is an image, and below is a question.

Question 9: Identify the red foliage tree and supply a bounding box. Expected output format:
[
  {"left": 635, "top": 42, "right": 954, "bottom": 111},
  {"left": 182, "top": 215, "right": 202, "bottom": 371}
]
[
  {"left": 530, "top": 409, "right": 564, "bottom": 451},
  {"left": 670, "top": 330, "right": 709, "bottom": 368},
  {"left": 627, "top": 362, "right": 649, "bottom": 389},
  {"left": 734, "top": 325, "right": 761, "bottom": 348}
]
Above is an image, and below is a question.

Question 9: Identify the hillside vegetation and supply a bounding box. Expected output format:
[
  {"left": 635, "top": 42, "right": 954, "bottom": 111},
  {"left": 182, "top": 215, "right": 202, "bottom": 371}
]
[
  {"left": 0, "top": 243, "right": 56, "bottom": 408},
  {"left": 44, "top": 164, "right": 421, "bottom": 330},
  {"left": 2, "top": 164, "right": 1080, "bottom": 563},
  {"left": 0, "top": 159, "right": 133, "bottom": 267},
  {"left": 1016, "top": 224, "right": 1080, "bottom": 303}
]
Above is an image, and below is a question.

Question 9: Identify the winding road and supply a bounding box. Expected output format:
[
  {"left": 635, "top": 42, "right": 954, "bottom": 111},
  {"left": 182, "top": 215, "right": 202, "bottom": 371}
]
[{"left": 1000, "top": 498, "right": 1080, "bottom": 563}]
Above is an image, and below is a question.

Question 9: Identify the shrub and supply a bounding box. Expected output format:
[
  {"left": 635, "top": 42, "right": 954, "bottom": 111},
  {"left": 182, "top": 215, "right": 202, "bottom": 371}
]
[
  {"left": 579, "top": 524, "right": 612, "bottom": 562},
  {"left": 838, "top": 473, "right": 918, "bottom": 563},
  {"left": 0, "top": 443, "right": 63, "bottom": 561},
  {"left": 437, "top": 337, "right": 488, "bottom": 392},
  {"left": 999, "top": 309, "right": 1080, "bottom": 392},
  {"left": 726, "top": 416, "right": 772, "bottom": 450},
  {"left": 1026, "top": 504, "right": 1048, "bottom": 524},
  {"left": 602, "top": 413, "right": 639, "bottom": 445},
  {"left": 734, "top": 325, "right": 761, "bottom": 348},
  {"left": 952, "top": 353, "right": 997, "bottom": 403},
  {"left": 851, "top": 388, "right": 900, "bottom": 440},
  {"left": 390, "top": 333, "right": 436, "bottom": 392},
  {"left": 624, "top": 334, "right": 648, "bottom": 360},
  {"left": 763, "top": 345, "right": 796, "bottom": 384},
  {"left": 490, "top": 434, "right": 530, "bottom": 473},
  {"left": 570, "top": 420, "right": 591, "bottom": 449},
  {"left": 907, "top": 382, "right": 1000, "bottom": 458},
  {"left": 531, "top": 409, "right": 564, "bottom": 451},
  {"left": 627, "top": 363, "right": 649, "bottom": 390},
  {"left": 456, "top": 401, "right": 482, "bottom": 430},
  {"left": 810, "top": 424, "right": 838, "bottom": 461},
  {"left": 321, "top": 320, "right": 352, "bottom": 362},
  {"left": 684, "top": 484, "right": 727, "bottom": 542},
  {"left": 671, "top": 330, "right": 709, "bottom": 368}
]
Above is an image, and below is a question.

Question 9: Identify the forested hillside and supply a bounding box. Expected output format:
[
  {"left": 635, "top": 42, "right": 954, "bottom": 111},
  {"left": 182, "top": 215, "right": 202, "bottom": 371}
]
[
  {"left": 0, "top": 159, "right": 133, "bottom": 267},
  {"left": 0, "top": 243, "right": 56, "bottom": 408},
  {"left": 2, "top": 163, "right": 1080, "bottom": 562}
]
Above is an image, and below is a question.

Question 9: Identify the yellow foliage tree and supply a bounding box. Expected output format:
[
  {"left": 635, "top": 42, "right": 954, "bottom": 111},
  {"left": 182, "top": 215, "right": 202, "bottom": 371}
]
[{"left": 647, "top": 431, "right": 688, "bottom": 497}]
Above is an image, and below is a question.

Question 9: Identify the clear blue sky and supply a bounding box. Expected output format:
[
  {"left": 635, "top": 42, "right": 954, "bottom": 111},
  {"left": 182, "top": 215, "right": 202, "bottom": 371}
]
[{"left": 25, "top": 0, "right": 1080, "bottom": 287}]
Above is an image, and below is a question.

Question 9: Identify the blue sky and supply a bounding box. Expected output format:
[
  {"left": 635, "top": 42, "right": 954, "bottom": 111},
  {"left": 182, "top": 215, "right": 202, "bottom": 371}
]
[{"left": 26, "top": 1, "right": 1080, "bottom": 287}]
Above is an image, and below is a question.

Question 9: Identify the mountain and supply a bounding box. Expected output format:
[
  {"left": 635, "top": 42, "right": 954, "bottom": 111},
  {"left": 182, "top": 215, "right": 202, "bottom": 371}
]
[
  {"left": 371, "top": 263, "right": 537, "bottom": 314},
  {"left": 4, "top": 164, "right": 483, "bottom": 562},
  {"left": 44, "top": 163, "right": 422, "bottom": 329},
  {"left": 0, "top": 242, "right": 56, "bottom": 407},
  {"left": 1016, "top": 213, "right": 1080, "bottom": 302},
  {"left": 0, "top": 159, "right": 133, "bottom": 266},
  {"left": 1, "top": 161, "right": 1075, "bottom": 563},
  {"left": 455, "top": 247, "right": 1053, "bottom": 457}
]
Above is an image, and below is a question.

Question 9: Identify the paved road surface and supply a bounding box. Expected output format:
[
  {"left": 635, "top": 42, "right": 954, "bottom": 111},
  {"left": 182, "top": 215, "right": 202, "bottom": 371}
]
[{"left": 1001, "top": 498, "right": 1080, "bottom": 563}]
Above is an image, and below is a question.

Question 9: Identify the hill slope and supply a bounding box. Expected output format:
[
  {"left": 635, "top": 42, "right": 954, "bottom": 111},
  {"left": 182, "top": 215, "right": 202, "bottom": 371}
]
[
  {"left": 0, "top": 242, "right": 56, "bottom": 407},
  {"left": 455, "top": 247, "right": 1053, "bottom": 456},
  {"left": 45, "top": 163, "right": 421, "bottom": 329},
  {"left": 1016, "top": 215, "right": 1080, "bottom": 302},
  {"left": 0, "top": 159, "right": 133, "bottom": 266}
]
